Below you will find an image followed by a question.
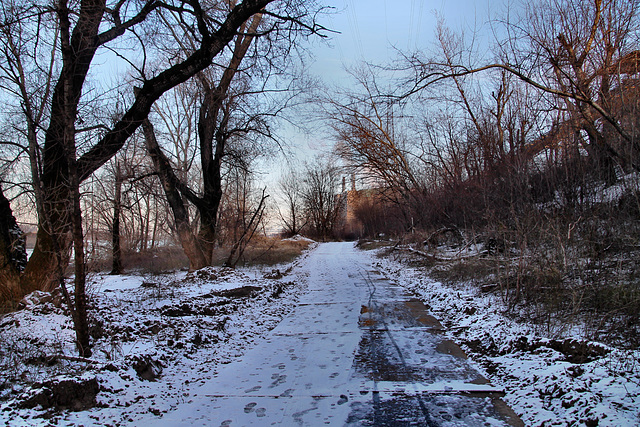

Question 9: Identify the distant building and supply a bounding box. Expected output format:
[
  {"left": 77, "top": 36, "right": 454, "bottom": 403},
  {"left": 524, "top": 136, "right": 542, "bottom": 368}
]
[{"left": 336, "top": 174, "right": 376, "bottom": 239}]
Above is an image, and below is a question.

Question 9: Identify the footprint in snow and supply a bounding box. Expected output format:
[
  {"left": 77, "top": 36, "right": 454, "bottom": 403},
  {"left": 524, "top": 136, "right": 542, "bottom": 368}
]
[
  {"left": 244, "top": 402, "right": 257, "bottom": 413},
  {"left": 280, "top": 388, "right": 294, "bottom": 397},
  {"left": 244, "top": 385, "right": 261, "bottom": 393},
  {"left": 269, "top": 374, "right": 287, "bottom": 388}
]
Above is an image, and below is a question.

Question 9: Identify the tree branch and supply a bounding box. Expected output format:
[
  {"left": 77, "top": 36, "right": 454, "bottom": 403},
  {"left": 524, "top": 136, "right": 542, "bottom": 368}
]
[
  {"left": 400, "top": 62, "right": 634, "bottom": 145},
  {"left": 77, "top": 0, "right": 273, "bottom": 182}
]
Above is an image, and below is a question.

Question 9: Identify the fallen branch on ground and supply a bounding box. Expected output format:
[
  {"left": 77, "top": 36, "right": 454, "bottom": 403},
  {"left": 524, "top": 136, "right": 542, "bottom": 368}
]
[{"left": 395, "top": 246, "right": 484, "bottom": 262}]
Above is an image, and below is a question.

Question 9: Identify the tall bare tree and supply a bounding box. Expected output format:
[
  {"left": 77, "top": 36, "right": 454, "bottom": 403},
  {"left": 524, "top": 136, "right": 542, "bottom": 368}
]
[
  {"left": 144, "top": 2, "right": 321, "bottom": 267},
  {"left": 302, "top": 157, "right": 343, "bottom": 240},
  {"left": 277, "top": 167, "right": 306, "bottom": 236},
  {"left": 401, "top": 0, "right": 640, "bottom": 181},
  {"left": 329, "top": 68, "right": 429, "bottom": 229}
]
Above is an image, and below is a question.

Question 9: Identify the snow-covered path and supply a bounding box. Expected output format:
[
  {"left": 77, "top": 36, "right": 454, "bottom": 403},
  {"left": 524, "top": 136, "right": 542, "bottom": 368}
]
[{"left": 149, "top": 242, "right": 521, "bottom": 426}]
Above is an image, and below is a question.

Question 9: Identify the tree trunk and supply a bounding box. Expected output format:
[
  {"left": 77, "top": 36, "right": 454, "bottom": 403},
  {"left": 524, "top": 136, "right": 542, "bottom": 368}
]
[
  {"left": 150, "top": 197, "right": 159, "bottom": 250},
  {"left": 70, "top": 161, "right": 91, "bottom": 357},
  {"left": 142, "top": 119, "right": 208, "bottom": 270},
  {"left": 196, "top": 88, "right": 225, "bottom": 262},
  {"left": 198, "top": 206, "right": 220, "bottom": 263},
  {"left": 110, "top": 164, "right": 123, "bottom": 275},
  {"left": 0, "top": 186, "right": 26, "bottom": 300},
  {"left": 20, "top": 197, "right": 74, "bottom": 293},
  {"left": 18, "top": 0, "right": 105, "bottom": 293},
  {"left": 581, "top": 122, "right": 619, "bottom": 184}
]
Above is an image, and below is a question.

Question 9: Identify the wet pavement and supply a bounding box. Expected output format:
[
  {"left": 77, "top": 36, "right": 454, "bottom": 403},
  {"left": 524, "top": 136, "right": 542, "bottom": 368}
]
[{"left": 157, "top": 242, "right": 523, "bottom": 426}]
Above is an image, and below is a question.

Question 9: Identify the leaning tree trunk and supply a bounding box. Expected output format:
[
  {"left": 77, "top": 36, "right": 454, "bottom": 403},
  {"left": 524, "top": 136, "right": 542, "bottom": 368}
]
[{"left": 143, "top": 119, "right": 208, "bottom": 270}]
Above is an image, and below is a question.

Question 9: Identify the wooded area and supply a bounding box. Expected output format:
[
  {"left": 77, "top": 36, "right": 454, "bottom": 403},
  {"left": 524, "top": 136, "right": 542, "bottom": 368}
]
[{"left": 0, "top": 0, "right": 326, "bottom": 356}]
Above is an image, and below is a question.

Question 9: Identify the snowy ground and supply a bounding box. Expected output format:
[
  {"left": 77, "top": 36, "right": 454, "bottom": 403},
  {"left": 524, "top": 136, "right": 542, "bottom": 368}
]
[
  {"left": 371, "top": 246, "right": 640, "bottom": 426},
  {"left": 1, "top": 241, "right": 638, "bottom": 426},
  {"left": 0, "top": 246, "right": 315, "bottom": 426}
]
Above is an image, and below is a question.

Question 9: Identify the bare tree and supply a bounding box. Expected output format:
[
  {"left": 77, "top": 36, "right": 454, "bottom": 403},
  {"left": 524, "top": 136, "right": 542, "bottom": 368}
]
[
  {"left": 105, "top": 141, "right": 157, "bottom": 275},
  {"left": 301, "top": 157, "right": 343, "bottom": 240},
  {"left": 0, "top": 0, "right": 282, "bottom": 293},
  {"left": 0, "top": 1, "right": 57, "bottom": 224},
  {"left": 276, "top": 167, "right": 306, "bottom": 236},
  {"left": 191, "top": 12, "right": 264, "bottom": 263},
  {"left": 328, "top": 67, "right": 429, "bottom": 230},
  {"left": 144, "top": 3, "right": 321, "bottom": 267},
  {"left": 224, "top": 187, "right": 268, "bottom": 267},
  {"left": 0, "top": 0, "right": 288, "bottom": 356},
  {"left": 88, "top": 137, "right": 175, "bottom": 273}
]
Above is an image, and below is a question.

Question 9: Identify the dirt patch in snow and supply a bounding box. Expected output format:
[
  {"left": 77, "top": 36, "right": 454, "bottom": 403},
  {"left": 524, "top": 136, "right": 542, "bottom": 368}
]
[{"left": 18, "top": 377, "right": 99, "bottom": 412}]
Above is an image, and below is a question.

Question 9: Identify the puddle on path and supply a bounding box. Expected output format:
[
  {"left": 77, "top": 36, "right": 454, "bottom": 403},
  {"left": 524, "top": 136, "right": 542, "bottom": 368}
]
[{"left": 352, "top": 263, "right": 522, "bottom": 426}]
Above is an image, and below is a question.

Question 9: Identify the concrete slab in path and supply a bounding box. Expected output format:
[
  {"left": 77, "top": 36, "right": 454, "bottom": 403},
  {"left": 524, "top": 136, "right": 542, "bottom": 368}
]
[{"left": 155, "top": 242, "right": 523, "bottom": 426}]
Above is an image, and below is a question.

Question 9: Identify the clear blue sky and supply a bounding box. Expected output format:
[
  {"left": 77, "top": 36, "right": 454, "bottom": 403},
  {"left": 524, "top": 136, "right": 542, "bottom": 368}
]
[{"left": 309, "top": 0, "right": 494, "bottom": 84}]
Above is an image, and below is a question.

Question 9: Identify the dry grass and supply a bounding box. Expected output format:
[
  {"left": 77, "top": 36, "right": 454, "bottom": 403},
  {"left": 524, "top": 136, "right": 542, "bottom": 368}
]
[
  {"left": 83, "top": 246, "right": 190, "bottom": 274},
  {"left": 428, "top": 257, "right": 501, "bottom": 285},
  {"left": 87, "top": 237, "right": 315, "bottom": 274},
  {"left": 121, "top": 247, "right": 190, "bottom": 273},
  {"left": 387, "top": 214, "right": 640, "bottom": 349},
  {"left": 219, "top": 236, "right": 314, "bottom": 267},
  {"left": 197, "top": 236, "right": 315, "bottom": 268}
]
